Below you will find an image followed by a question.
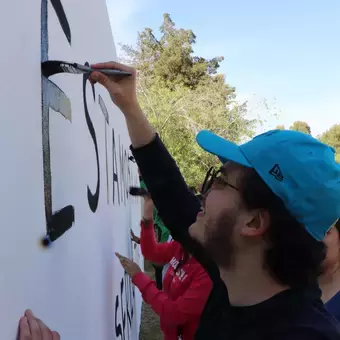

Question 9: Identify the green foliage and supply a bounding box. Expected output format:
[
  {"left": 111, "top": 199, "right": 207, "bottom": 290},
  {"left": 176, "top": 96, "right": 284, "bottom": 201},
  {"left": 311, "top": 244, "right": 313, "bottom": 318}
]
[
  {"left": 275, "top": 124, "right": 285, "bottom": 130},
  {"left": 137, "top": 82, "right": 256, "bottom": 186},
  {"left": 289, "top": 121, "right": 311, "bottom": 135},
  {"left": 120, "top": 13, "right": 259, "bottom": 186},
  {"left": 121, "top": 14, "right": 224, "bottom": 91},
  {"left": 319, "top": 124, "right": 340, "bottom": 163}
]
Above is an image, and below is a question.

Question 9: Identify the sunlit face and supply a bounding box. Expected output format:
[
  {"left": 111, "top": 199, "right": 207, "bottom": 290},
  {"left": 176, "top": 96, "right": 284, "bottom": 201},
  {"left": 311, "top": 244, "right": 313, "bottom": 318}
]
[
  {"left": 188, "top": 162, "right": 253, "bottom": 269},
  {"left": 323, "top": 225, "right": 340, "bottom": 274}
]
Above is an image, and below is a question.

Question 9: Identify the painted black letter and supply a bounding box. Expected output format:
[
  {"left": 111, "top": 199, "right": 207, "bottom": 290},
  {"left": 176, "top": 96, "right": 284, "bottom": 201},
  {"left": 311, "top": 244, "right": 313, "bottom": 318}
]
[
  {"left": 112, "top": 129, "right": 120, "bottom": 205},
  {"left": 98, "top": 95, "right": 110, "bottom": 204},
  {"left": 83, "top": 63, "right": 100, "bottom": 213},
  {"left": 41, "top": 0, "right": 74, "bottom": 237}
]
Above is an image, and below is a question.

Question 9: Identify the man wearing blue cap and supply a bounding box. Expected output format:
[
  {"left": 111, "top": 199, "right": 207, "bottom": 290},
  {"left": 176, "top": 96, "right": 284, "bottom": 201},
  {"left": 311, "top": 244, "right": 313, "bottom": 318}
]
[
  {"left": 321, "top": 219, "right": 340, "bottom": 320},
  {"left": 90, "top": 62, "right": 340, "bottom": 339}
]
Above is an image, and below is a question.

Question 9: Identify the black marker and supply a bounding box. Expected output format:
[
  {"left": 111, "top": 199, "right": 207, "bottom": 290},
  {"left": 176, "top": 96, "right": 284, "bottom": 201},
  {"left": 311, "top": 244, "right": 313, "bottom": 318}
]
[
  {"left": 41, "top": 60, "right": 132, "bottom": 78},
  {"left": 129, "top": 187, "right": 149, "bottom": 197}
]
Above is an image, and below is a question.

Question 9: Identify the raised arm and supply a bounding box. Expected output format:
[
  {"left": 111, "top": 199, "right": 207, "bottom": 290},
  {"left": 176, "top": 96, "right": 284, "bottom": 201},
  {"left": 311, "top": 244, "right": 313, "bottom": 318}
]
[
  {"left": 90, "top": 62, "right": 216, "bottom": 274},
  {"left": 90, "top": 63, "right": 200, "bottom": 236},
  {"left": 140, "top": 219, "right": 177, "bottom": 264},
  {"left": 132, "top": 136, "right": 201, "bottom": 241}
]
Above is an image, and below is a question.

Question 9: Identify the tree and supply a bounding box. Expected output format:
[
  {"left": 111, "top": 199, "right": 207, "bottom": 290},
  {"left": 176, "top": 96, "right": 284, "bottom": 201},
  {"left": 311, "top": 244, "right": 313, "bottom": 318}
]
[
  {"left": 319, "top": 124, "right": 340, "bottom": 163},
  {"left": 120, "top": 14, "right": 224, "bottom": 91},
  {"left": 120, "top": 14, "right": 260, "bottom": 186},
  {"left": 138, "top": 82, "right": 257, "bottom": 185},
  {"left": 289, "top": 121, "right": 311, "bottom": 135},
  {"left": 276, "top": 124, "right": 285, "bottom": 130}
]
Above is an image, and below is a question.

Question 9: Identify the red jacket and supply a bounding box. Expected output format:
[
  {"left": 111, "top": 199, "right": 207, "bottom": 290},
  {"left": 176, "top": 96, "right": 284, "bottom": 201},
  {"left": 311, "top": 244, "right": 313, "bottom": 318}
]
[{"left": 132, "top": 220, "right": 212, "bottom": 340}]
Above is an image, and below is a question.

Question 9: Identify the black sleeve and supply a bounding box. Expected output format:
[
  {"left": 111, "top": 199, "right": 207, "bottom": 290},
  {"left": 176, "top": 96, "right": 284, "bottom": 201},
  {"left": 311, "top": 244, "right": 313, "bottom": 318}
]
[
  {"left": 271, "top": 330, "right": 329, "bottom": 340},
  {"left": 131, "top": 135, "right": 219, "bottom": 278}
]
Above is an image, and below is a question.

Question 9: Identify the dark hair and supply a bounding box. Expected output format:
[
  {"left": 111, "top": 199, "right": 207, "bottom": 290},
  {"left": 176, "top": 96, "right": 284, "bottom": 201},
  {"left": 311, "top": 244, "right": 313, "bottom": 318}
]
[
  {"left": 240, "top": 168, "right": 326, "bottom": 287},
  {"left": 335, "top": 219, "right": 340, "bottom": 233}
]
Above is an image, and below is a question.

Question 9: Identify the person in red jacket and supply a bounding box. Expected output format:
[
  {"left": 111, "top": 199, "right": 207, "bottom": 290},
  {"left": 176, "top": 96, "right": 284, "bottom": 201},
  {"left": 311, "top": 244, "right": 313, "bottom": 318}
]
[{"left": 116, "top": 196, "right": 212, "bottom": 340}]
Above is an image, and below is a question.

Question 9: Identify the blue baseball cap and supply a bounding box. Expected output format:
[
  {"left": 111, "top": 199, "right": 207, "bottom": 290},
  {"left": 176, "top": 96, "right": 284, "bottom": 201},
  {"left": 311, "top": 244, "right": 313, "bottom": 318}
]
[{"left": 196, "top": 129, "right": 340, "bottom": 241}]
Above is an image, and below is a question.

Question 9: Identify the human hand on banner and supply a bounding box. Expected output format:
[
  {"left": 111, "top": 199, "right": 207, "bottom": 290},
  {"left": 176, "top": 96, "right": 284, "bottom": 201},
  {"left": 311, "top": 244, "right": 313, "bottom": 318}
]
[
  {"left": 89, "top": 62, "right": 138, "bottom": 114},
  {"left": 115, "top": 252, "right": 142, "bottom": 277},
  {"left": 17, "top": 310, "right": 60, "bottom": 340},
  {"left": 143, "top": 196, "right": 155, "bottom": 221},
  {"left": 130, "top": 229, "right": 140, "bottom": 244}
]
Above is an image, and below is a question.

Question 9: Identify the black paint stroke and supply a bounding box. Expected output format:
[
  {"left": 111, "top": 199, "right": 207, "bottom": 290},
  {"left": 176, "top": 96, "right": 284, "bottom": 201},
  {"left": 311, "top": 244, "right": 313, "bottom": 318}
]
[
  {"left": 47, "top": 80, "right": 72, "bottom": 121},
  {"left": 42, "top": 78, "right": 74, "bottom": 223},
  {"left": 125, "top": 274, "right": 135, "bottom": 329},
  {"left": 83, "top": 62, "right": 100, "bottom": 213},
  {"left": 41, "top": 0, "right": 75, "bottom": 236},
  {"left": 120, "top": 278, "right": 127, "bottom": 339},
  {"left": 124, "top": 150, "right": 129, "bottom": 202},
  {"left": 50, "top": 0, "right": 71, "bottom": 44},
  {"left": 115, "top": 293, "right": 123, "bottom": 340},
  {"left": 119, "top": 139, "right": 130, "bottom": 206},
  {"left": 112, "top": 128, "right": 120, "bottom": 205},
  {"left": 98, "top": 95, "right": 109, "bottom": 123},
  {"left": 99, "top": 95, "right": 110, "bottom": 204},
  {"left": 112, "top": 133, "right": 138, "bottom": 207},
  {"left": 114, "top": 273, "right": 136, "bottom": 340},
  {"left": 46, "top": 205, "right": 75, "bottom": 242},
  {"left": 119, "top": 136, "right": 126, "bottom": 205},
  {"left": 41, "top": 0, "right": 48, "bottom": 62}
]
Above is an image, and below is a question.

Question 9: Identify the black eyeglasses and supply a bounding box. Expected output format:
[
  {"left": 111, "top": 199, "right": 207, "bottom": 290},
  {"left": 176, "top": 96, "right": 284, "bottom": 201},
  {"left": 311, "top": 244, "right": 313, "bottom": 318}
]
[{"left": 200, "top": 166, "right": 239, "bottom": 195}]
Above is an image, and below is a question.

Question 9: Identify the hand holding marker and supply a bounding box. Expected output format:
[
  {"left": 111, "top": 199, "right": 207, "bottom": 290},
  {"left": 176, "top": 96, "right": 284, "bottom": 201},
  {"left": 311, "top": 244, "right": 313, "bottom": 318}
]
[
  {"left": 129, "top": 187, "right": 150, "bottom": 197},
  {"left": 41, "top": 60, "right": 133, "bottom": 78},
  {"left": 39, "top": 61, "right": 131, "bottom": 248}
]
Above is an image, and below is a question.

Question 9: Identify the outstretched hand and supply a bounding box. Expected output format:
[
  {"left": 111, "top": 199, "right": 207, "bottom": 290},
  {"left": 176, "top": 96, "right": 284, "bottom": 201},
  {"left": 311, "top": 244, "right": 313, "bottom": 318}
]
[
  {"left": 17, "top": 310, "right": 60, "bottom": 340},
  {"left": 130, "top": 229, "right": 140, "bottom": 244},
  {"left": 115, "top": 252, "right": 142, "bottom": 278}
]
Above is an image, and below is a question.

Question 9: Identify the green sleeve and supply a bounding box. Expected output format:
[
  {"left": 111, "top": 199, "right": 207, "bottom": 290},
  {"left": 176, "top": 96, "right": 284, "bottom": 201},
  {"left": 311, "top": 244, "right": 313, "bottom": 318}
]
[
  {"left": 154, "top": 208, "right": 170, "bottom": 243},
  {"left": 140, "top": 179, "right": 147, "bottom": 190}
]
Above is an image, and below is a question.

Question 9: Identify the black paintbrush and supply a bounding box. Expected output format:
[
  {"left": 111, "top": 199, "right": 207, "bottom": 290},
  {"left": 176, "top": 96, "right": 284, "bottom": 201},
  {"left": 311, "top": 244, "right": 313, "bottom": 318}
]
[{"left": 41, "top": 60, "right": 132, "bottom": 78}]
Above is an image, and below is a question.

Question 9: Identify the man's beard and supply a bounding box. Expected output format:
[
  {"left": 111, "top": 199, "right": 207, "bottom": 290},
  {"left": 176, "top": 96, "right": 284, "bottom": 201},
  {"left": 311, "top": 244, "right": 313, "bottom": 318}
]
[{"left": 204, "top": 210, "right": 237, "bottom": 269}]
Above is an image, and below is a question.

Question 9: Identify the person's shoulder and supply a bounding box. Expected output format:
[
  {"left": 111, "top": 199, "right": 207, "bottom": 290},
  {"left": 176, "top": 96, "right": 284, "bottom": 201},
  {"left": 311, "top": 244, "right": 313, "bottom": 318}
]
[
  {"left": 277, "top": 307, "right": 340, "bottom": 340},
  {"left": 325, "top": 291, "right": 340, "bottom": 322},
  {"left": 189, "top": 258, "right": 211, "bottom": 278},
  {"left": 267, "top": 290, "right": 340, "bottom": 339},
  {"left": 270, "top": 331, "right": 326, "bottom": 340},
  {"left": 299, "top": 301, "right": 340, "bottom": 332},
  {"left": 170, "top": 242, "right": 185, "bottom": 257},
  {"left": 270, "top": 327, "right": 340, "bottom": 340}
]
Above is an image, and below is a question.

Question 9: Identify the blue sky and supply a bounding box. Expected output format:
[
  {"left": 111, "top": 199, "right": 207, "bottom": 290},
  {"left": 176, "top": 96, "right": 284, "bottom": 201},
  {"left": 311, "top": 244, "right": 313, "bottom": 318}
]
[{"left": 107, "top": 0, "right": 340, "bottom": 137}]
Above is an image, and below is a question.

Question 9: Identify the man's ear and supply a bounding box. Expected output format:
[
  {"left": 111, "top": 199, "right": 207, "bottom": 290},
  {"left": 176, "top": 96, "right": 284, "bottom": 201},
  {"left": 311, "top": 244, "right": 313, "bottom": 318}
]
[{"left": 240, "top": 210, "right": 270, "bottom": 237}]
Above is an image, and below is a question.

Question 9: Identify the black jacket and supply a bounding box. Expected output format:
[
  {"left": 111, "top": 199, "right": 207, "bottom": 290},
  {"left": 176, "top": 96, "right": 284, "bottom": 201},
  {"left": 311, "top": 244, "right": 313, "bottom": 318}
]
[{"left": 131, "top": 135, "right": 340, "bottom": 339}]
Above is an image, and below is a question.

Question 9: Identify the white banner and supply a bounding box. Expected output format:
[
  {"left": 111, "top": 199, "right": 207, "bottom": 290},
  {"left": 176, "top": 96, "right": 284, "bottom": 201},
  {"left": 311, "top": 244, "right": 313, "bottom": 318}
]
[{"left": 0, "top": 0, "right": 143, "bottom": 339}]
